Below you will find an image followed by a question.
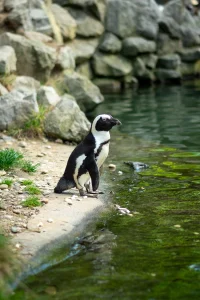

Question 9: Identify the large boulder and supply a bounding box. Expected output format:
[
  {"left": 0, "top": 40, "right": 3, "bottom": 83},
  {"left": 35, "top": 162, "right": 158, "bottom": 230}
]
[
  {"left": 0, "top": 90, "right": 39, "bottom": 131},
  {"left": 4, "top": 0, "right": 27, "bottom": 11},
  {"left": 51, "top": 4, "right": 77, "bottom": 40},
  {"left": 11, "top": 76, "right": 40, "bottom": 94},
  {"left": 106, "top": 0, "right": 160, "bottom": 40},
  {"left": 67, "top": 38, "right": 99, "bottom": 64},
  {"left": 37, "top": 86, "right": 61, "bottom": 108},
  {"left": 76, "top": 62, "right": 93, "bottom": 79},
  {"left": 0, "top": 46, "right": 17, "bottom": 75},
  {"left": 44, "top": 94, "right": 90, "bottom": 142},
  {"left": 179, "top": 48, "right": 200, "bottom": 62},
  {"left": 155, "top": 68, "right": 181, "bottom": 82},
  {"left": 0, "top": 33, "right": 56, "bottom": 81},
  {"left": 56, "top": 46, "right": 75, "bottom": 70},
  {"left": 0, "top": 84, "right": 8, "bottom": 96},
  {"left": 157, "top": 54, "right": 181, "bottom": 69},
  {"left": 99, "top": 32, "right": 122, "bottom": 53},
  {"left": 68, "top": 7, "right": 104, "bottom": 37},
  {"left": 62, "top": 71, "right": 104, "bottom": 111},
  {"left": 122, "top": 37, "right": 156, "bottom": 57},
  {"left": 140, "top": 54, "right": 158, "bottom": 69},
  {"left": 157, "top": 33, "right": 182, "bottom": 55},
  {"left": 23, "top": 31, "right": 53, "bottom": 43},
  {"left": 93, "top": 52, "right": 133, "bottom": 77},
  {"left": 133, "top": 57, "right": 155, "bottom": 82}
]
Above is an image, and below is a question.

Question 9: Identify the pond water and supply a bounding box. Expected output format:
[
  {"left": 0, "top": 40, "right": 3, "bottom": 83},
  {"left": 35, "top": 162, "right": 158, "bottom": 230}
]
[{"left": 11, "top": 84, "right": 200, "bottom": 300}]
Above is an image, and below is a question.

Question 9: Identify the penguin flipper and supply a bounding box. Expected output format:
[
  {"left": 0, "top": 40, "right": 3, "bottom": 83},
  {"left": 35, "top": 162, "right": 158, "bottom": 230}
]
[{"left": 85, "top": 154, "right": 99, "bottom": 191}]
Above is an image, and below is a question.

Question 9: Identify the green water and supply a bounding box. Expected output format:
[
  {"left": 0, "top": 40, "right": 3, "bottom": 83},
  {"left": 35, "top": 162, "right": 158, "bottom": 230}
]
[{"left": 11, "top": 85, "right": 200, "bottom": 300}]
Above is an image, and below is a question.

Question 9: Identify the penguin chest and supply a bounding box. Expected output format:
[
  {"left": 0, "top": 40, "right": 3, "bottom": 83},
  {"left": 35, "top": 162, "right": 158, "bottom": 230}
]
[{"left": 96, "top": 143, "right": 110, "bottom": 168}]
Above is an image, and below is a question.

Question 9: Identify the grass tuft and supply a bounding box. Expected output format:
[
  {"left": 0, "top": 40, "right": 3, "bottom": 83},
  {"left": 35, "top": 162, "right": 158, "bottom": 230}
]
[
  {"left": 24, "top": 185, "right": 41, "bottom": 195},
  {"left": 21, "top": 179, "right": 34, "bottom": 186},
  {"left": 21, "top": 196, "right": 41, "bottom": 207},
  {"left": 20, "top": 161, "right": 40, "bottom": 173},
  {"left": 1, "top": 178, "right": 13, "bottom": 187},
  {"left": 0, "top": 149, "right": 23, "bottom": 171}
]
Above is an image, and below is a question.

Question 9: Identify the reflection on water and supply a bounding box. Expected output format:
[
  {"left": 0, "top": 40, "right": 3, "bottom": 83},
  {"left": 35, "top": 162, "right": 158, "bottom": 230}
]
[{"left": 12, "top": 85, "right": 200, "bottom": 300}]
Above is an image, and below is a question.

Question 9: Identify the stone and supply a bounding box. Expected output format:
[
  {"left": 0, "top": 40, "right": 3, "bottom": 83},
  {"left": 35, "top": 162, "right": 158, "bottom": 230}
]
[
  {"left": 30, "top": 8, "right": 52, "bottom": 35},
  {"left": 0, "top": 170, "right": 6, "bottom": 176},
  {"left": 47, "top": 218, "right": 54, "bottom": 223},
  {"left": 37, "top": 86, "right": 60, "bottom": 108},
  {"left": 0, "top": 90, "right": 39, "bottom": 131},
  {"left": 90, "top": 0, "right": 107, "bottom": 22},
  {"left": 0, "top": 184, "right": 8, "bottom": 189},
  {"left": 0, "top": 46, "right": 17, "bottom": 75},
  {"left": 53, "top": 0, "right": 94, "bottom": 6},
  {"left": 41, "top": 198, "right": 48, "bottom": 204},
  {"left": 67, "top": 38, "right": 99, "bottom": 64},
  {"left": 11, "top": 76, "right": 41, "bottom": 94},
  {"left": 108, "top": 164, "right": 116, "bottom": 170},
  {"left": 68, "top": 7, "right": 104, "bottom": 37},
  {"left": 141, "top": 54, "right": 158, "bottom": 69},
  {"left": 93, "top": 78, "right": 121, "bottom": 93},
  {"left": 179, "top": 48, "right": 200, "bottom": 62},
  {"left": 66, "top": 198, "right": 73, "bottom": 205},
  {"left": 44, "top": 94, "right": 91, "bottom": 142},
  {"left": 24, "top": 31, "right": 53, "bottom": 43},
  {"left": 76, "top": 62, "right": 93, "bottom": 79},
  {"left": 62, "top": 71, "right": 104, "bottom": 111},
  {"left": 159, "top": 16, "right": 181, "bottom": 39},
  {"left": 11, "top": 226, "right": 21, "bottom": 233},
  {"left": 181, "top": 62, "right": 196, "bottom": 77},
  {"left": 0, "top": 33, "right": 56, "bottom": 81},
  {"left": 99, "top": 32, "right": 122, "bottom": 54},
  {"left": 155, "top": 68, "right": 181, "bottom": 82},
  {"left": 0, "top": 83, "right": 8, "bottom": 96},
  {"left": 157, "top": 54, "right": 181, "bottom": 70},
  {"left": 93, "top": 52, "right": 132, "bottom": 77},
  {"left": 4, "top": 0, "right": 27, "bottom": 11},
  {"left": 181, "top": 27, "right": 200, "bottom": 48},
  {"left": 0, "top": 0, "right": 4, "bottom": 12},
  {"left": 133, "top": 57, "right": 146, "bottom": 78},
  {"left": 157, "top": 33, "right": 182, "bottom": 55},
  {"left": 122, "top": 37, "right": 156, "bottom": 57},
  {"left": 18, "top": 141, "right": 27, "bottom": 148},
  {"left": 56, "top": 46, "right": 75, "bottom": 70},
  {"left": 51, "top": 4, "right": 77, "bottom": 40},
  {"left": 106, "top": 0, "right": 160, "bottom": 40},
  {"left": 6, "top": 4, "right": 32, "bottom": 32}
]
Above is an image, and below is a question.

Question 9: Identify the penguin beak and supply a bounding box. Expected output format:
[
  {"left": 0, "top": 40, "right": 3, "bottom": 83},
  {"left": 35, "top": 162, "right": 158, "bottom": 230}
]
[{"left": 112, "top": 118, "right": 121, "bottom": 126}]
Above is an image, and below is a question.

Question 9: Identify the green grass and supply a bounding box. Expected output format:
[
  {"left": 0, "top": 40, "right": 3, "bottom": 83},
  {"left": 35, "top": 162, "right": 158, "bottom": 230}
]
[
  {"left": 24, "top": 185, "right": 41, "bottom": 195},
  {"left": 21, "top": 196, "right": 41, "bottom": 207},
  {"left": 0, "top": 149, "right": 23, "bottom": 171},
  {"left": 21, "top": 179, "right": 34, "bottom": 186},
  {"left": 20, "top": 161, "right": 39, "bottom": 173},
  {"left": 1, "top": 178, "right": 13, "bottom": 187}
]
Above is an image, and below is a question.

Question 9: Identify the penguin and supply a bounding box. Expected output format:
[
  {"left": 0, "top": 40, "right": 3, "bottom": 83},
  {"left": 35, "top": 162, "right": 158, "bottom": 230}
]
[{"left": 54, "top": 114, "right": 121, "bottom": 197}]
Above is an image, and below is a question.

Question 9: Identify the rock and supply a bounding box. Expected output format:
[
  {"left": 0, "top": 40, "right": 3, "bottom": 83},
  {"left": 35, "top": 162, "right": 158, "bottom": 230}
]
[
  {"left": 0, "top": 90, "right": 39, "bottom": 131},
  {"left": 106, "top": 0, "right": 160, "bottom": 40},
  {"left": 141, "top": 54, "right": 158, "bottom": 69},
  {"left": 93, "top": 52, "right": 132, "bottom": 77},
  {"left": 53, "top": 0, "right": 94, "bottom": 6},
  {"left": 47, "top": 218, "right": 54, "bottom": 223},
  {"left": 108, "top": 164, "right": 116, "bottom": 170},
  {"left": 181, "top": 27, "right": 200, "bottom": 48},
  {"left": 37, "top": 222, "right": 43, "bottom": 227},
  {"left": 0, "top": 170, "right": 6, "bottom": 176},
  {"left": 90, "top": 0, "right": 107, "bottom": 22},
  {"left": 62, "top": 71, "right": 104, "bottom": 111},
  {"left": 157, "top": 33, "right": 182, "bottom": 55},
  {"left": 0, "top": 83, "right": 8, "bottom": 96},
  {"left": 68, "top": 38, "right": 99, "bottom": 64},
  {"left": 122, "top": 37, "right": 156, "bottom": 57},
  {"left": 0, "top": 0, "right": 4, "bottom": 12},
  {"left": 76, "top": 61, "right": 93, "bottom": 79},
  {"left": 179, "top": 48, "right": 200, "bottom": 62},
  {"left": 0, "top": 33, "right": 56, "bottom": 81},
  {"left": 118, "top": 171, "right": 123, "bottom": 175},
  {"left": 93, "top": 78, "right": 121, "bottom": 93},
  {"left": 30, "top": 7, "right": 52, "bottom": 35},
  {"left": 11, "top": 226, "right": 21, "bottom": 233},
  {"left": 157, "top": 54, "right": 181, "bottom": 70},
  {"left": 37, "top": 86, "right": 60, "bottom": 108},
  {"left": 11, "top": 76, "right": 41, "bottom": 94},
  {"left": 99, "top": 32, "right": 122, "bottom": 54},
  {"left": 18, "top": 141, "right": 27, "bottom": 148},
  {"left": 6, "top": 4, "right": 33, "bottom": 32},
  {"left": 133, "top": 57, "right": 146, "bottom": 78},
  {"left": 4, "top": 0, "right": 27, "bottom": 11},
  {"left": 56, "top": 46, "right": 75, "bottom": 70},
  {"left": 65, "top": 198, "right": 73, "bottom": 205},
  {"left": 24, "top": 31, "right": 53, "bottom": 43},
  {"left": 124, "top": 161, "right": 149, "bottom": 170},
  {"left": 155, "top": 68, "right": 181, "bottom": 82},
  {"left": 41, "top": 198, "right": 48, "bottom": 204},
  {"left": 0, "top": 184, "right": 8, "bottom": 189},
  {"left": 51, "top": 4, "right": 77, "bottom": 40},
  {"left": 68, "top": 7, "right": 104, "bottom": 37},
  {"left": 0, "top": 46, "right": 17, "bottom": 75},
  {"left": 44, "top": 94, "right": 90, "bottom": 142},
  {"left": 159, "top": 16, "right": 181, "bottom": 39}
]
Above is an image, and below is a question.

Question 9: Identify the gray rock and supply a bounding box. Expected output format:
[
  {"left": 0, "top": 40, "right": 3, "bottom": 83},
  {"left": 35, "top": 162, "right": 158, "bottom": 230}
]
[
  {"left": 30, "top": 8, "right": 52, "bottom": 35},
  {"left": 67, "top": 38, "right": 99, "bottom": 64},
  {"left": 68, "top": 7, "right": 104, "bottom": 37},
  {"left": 89, "top": 0, "right": 107, "bottom": 22},
  {"left": 93, "top": 52, "right": 132, "bottom": 77},
  {"left": 0, "top": 46, "right": 17, "bottom": 75},
  {"left": 179, "top": 48, "right": 200, "bottom": 62},
  {"left": 4, "top": 0, "right": 27, "bottom": 11},
  {"left": 53, "top": 0, "right": 94, "bottom": 6},
  {"left": 0, "top": 33, "right": 56, "bottom": 81},
  {"left": 133, "top": 57, "right": 155, "bottom": 82},
  {"left": 157, "top": 33, "right": 182, "bottom": 55},
  {"left": 24, "top": 31, "right": 53, "bottom": 43},
  {"left": 93, "top": 78, "right": 121, "bottom": 93},
  {"left": 180, "top": 27, "right": 200, "bottom": 47},
  {"left": 181, "top": 62, "right": 197, "bottom": 77},
  {"left": 44, "top": 94, "right": 90, "bottom": 142},
  {"left": 6, "top": 4, "right": 33, "bottom": 32},
  {"left": 159, "top": 16, "right": 181, "bottom": 39},
  {"left": 155, "top": 68, "right": 181, "bottom": 81},
  {"left": 51, "top": 4, "right": 77, "bottom": 40},
  {"left": 157, "top": 54, "right": 181, "bottom": 70},
  {"left": 62, "top": 70, "right": 104, "bottom": 111},
  {"left": 37, "top": 86, "right": 60, "bottom": 108},
  {"left": 106, "top": 0, "right": 160, "bottom": 40},
  {"left": 0, "top": 184, "right": 8, "bottom": 189},
  {"left": 0, "top": 0, "right": 4, "bottom": 12},
  {"left": 11, "top": 226, "right": 21, "bottom": 233},
  {"left": 122, "top": 37, "right": 156, "bottom": 57},
  {"left": 56, "top": 46, "right": 75, "bottom": 70},
  {"left": 0, "top": 90, "right": 39, "bottom": 130},
  {"left": 76, "top": 62, "right": 93, "bottom": 79},
  {"left": 0, "top": 83, "right": 8, "bottom": 96},
  {"left": 99, "top": 32, "right": 122, "bottom": 54},
  {"left": 141, "top": 54, "right": 158, "bottom": 69},
  {"left": 11, "top": 76, "right": 41, "bottom": 94}
]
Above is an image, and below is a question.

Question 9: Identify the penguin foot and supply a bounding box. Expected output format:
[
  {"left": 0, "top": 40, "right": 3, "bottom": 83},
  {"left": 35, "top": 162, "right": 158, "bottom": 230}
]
[{"left": 79, "top": 188, "right": 98, "bottom": 198}]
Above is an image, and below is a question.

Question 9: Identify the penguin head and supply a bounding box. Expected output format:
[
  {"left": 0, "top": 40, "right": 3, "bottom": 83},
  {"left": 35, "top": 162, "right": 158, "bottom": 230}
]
[{"left": 92, "top": 114, "right": 121, "bottom": 132}]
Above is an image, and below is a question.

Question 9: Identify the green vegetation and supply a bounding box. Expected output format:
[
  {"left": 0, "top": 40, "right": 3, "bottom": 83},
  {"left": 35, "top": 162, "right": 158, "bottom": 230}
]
[
  {"left": 1, "top": 178, "right": 13, "bottom": 187},
  {"left": 21, "top": 196, "right": 41, "bottom": 208},
  {"left": 0, "top": 149, "right": 23, "bottom": 171},
  {"left": 24, "top": 185, "right": 41, "bottom": 195},
  {"left": 21, "top": 179, "right": 34, "bottom": 186},
  {"left": 0, "top": 74, "right": 16, "bottom": 90},
  {"left": 20, "top": 160, "right": 39, "bottom": 173}
]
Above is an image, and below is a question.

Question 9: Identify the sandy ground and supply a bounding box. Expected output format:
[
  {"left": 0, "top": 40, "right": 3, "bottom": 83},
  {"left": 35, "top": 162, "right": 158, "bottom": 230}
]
[{"left": 0, "top": 137, "right": 106, "bottom": 266}]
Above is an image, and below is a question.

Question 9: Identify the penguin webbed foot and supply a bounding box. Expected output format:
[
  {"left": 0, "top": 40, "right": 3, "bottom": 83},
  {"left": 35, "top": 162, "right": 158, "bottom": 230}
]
[
  {"left": 84, "top": 183, "right": 104, "bottom": 195},
  {"left": 79, "top": 188, "right": 99, "bottom": 198}
]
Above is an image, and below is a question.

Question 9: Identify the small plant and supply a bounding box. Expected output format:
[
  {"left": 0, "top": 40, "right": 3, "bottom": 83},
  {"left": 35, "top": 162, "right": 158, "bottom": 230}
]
[
  {"left": 0, "top": 149, "right": 23, "bottom": 171},
  {"left": 20, "top": 161, "right": 39, "bottom": 173},
  {"left": 21, "top": 196, "right": 41, "bottom": 207},
  {"left": 21, "top": 179, "right": 33, "bottom": 186},
  {"left": 24, "top": 185, "right": 41, "bottom": 195},
  {"left": 1, "top": 178, "right": 13, "bottom": 187}
]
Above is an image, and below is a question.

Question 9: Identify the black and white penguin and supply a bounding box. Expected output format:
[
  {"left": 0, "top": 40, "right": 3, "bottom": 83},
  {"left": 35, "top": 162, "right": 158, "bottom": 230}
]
[{"left": 54, "top": 114, "right": 121, "bottom": 196}]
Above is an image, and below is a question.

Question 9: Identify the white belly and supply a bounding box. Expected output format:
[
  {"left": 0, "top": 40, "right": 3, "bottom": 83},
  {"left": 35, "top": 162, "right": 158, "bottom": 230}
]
[{"left": 96, "top": 143, "right": 109, "bottom": 168}]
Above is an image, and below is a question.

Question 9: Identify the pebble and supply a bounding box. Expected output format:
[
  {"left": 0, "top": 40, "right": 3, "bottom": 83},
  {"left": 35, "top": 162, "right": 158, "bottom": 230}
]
[
  {"left": 41, "top": 198, "right": 49, "bottom": 204},
  {"left": 55, "top": 139, "right": 63, "bottom": 144},
  {"left": 0, "top": 170, "right": 6, "bottom": 176},
  {"left": 4, "top": 215, "right": 13, "bottom": 220},
  {"left": 15, "top": 243, "right": 21, "bottom": 249},
  {"left": 118, "top": 171, "right": 123, "bottom": 175},
  {"left": 38, "top": 222, "right": 44, "bottom": 227},
  {"left": 108, "top": 164, "right": 116, "bottom": 170},
  {"left": 37, "top": 153, "right": 44, "bottom": 157},
  {"left": 47, "top": 218, "right": 54, "bottom": 223},
  {"left": 13, "top": 209, "right": 21, "bottom": 214},
  {"left": 43, "top": 190, "right": 51, "bottom": 196},
  {"left": 41, "top": 170, "right": 48, "bottom": 175},
  {"left": 0, "top": 184, "right": 8, "bottom": 190},
  {"left": 174, "top": 224, "right": 181, "bottom": 228},
  {"left": 83, "top": 196, "right": 88, "bottom": 199},
  {"left": 18, "top": 141, "right": 27, "bottom": 148},
  {"left": 45, "top": 145, "right": 51, "bottom": 149},
  {"left": 65, "top": 198, "right": 73, "bottom": 205},
  {"left": 71, "top": 195, "right": 78, "bottom": 199},
  {"left": 11, "top": 226, "right": 21, "bottom": 234}
]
